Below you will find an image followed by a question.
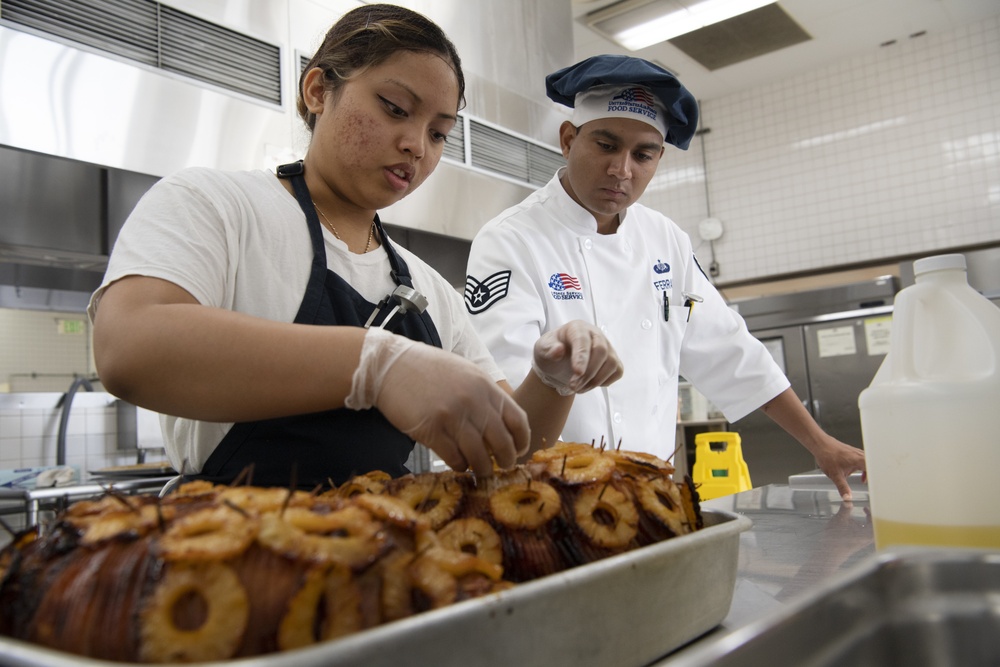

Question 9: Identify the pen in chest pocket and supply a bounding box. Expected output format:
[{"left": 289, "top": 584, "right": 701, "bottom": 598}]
[
  {"left": 662, "top": 290, "right": 703, "bottom": 322},
  {"left": 682, "top": 292, "right": 704, "bottom": 321}
]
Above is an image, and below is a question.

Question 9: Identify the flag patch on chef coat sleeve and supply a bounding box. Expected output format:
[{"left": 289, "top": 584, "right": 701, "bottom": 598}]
[{"left": 465, "top": 270, "right": 512, "bottom": 314}]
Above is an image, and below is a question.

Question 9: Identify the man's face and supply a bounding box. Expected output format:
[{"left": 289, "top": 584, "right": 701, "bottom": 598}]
[{"left": 558, "top": 117, "right": 665, "bottom": 231}]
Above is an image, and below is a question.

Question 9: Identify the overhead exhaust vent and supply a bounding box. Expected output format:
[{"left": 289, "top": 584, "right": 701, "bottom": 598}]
[
  {"left": 668, "top": 4, "right": 811, "bottom": 71},
  {"left": 159, "top": 5, "right": 280, "bottom": 104},
  {"left": 0, "top": 0, "right": 281, "bottom": 104},
  {"left": 469, "top": 120, "right": 564, "bottom": 188},
  {"left": 442, "top": 116, "right": 466, "bottom": 164}
]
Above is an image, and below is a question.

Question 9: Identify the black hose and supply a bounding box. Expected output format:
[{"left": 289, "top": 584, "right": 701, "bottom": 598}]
[{"left": 56, "top": 377, "right": 95, "bottom": 467}]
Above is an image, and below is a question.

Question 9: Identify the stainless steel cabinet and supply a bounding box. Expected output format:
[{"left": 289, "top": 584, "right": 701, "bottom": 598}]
[
  {"left": 801, "top": 317, "right": 886, "bottom": 447},
  {"left": 729, "top": 278, "right": 897, "bottom": 486},
  {"left": 730, "top": 325, "right": 818, "bottom": 487}
]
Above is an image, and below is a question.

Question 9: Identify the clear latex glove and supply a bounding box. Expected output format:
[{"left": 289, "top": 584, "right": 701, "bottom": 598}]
[
  {"left": 345, "top": 328, "right": 530, "bottom": 477},
  {"left": 531, "top": 320, "right": 623, "bottom": 396}
]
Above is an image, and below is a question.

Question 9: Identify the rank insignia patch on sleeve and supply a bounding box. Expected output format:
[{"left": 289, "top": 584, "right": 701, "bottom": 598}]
[{"left": 465, "top": 270, "right": 512, "bottom": 314}]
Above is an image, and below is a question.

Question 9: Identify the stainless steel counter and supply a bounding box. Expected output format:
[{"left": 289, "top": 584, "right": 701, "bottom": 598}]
[
  {"left": 655, "top": 481, "right": 876, "bottom": 664},
  {"left": 0, "top": 476, "right": 173, "bottom": 533}
]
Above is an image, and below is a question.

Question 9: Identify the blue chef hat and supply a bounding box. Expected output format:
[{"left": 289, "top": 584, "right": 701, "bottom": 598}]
[{"left": 545, "top": 54, "right": 699, "bottom": 150}]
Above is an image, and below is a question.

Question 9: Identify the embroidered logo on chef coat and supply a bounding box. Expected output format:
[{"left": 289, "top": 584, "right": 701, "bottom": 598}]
[
  {"left": 548, "top": 273, "right": 584, "bottom": 300},
  {"left": 465, "top": 270, "right": 512, "bottom": 314},
  {"left": 652, "top": 259, "right": 672, "bottom": 291}
]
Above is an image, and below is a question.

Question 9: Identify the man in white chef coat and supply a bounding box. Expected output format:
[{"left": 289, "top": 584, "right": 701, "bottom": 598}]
[{"left": 465, "top": 55, "right": 866, "bottom": 500}]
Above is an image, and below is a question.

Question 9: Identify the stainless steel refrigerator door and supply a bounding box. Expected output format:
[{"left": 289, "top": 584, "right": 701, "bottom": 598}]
[
  {"left": 731, "top": 325, "right": 818, "bottom": 486},
  {"left": 802, "top": 316, "right": 887, "bottom": 448}
]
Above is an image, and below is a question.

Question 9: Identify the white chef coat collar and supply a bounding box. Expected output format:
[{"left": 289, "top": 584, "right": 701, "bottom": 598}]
[{"left": 551, "top": 167, "right": 633, "bottom": 235}]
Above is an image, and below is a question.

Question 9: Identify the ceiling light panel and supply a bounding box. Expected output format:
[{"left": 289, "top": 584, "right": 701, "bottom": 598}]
[{"left": 585, "top": 0, "right": 777, "bottom": 50}]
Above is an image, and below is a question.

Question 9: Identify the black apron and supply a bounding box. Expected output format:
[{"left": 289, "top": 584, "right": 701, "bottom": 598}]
[{"left": 193, "top": 160, "right": 442, "bottom": 489}]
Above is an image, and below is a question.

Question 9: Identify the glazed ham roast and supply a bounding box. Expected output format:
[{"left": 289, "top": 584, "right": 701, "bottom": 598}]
[{"left": 0, "top": 442, "right": 702, "bottom": 663}]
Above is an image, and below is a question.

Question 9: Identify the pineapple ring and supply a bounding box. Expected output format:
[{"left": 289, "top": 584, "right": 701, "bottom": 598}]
[
  {"left": 158, "top": 505, "right": 258, "bottom": 561},
  {"left": 679, "top": 477, "right": 703, "bottom": 531},
  {"left": 529, "top": 441, "right": 596, "bottom": 463},
  {"left": 172, "top": 480, "right": 219, "bottom": 498},
  {"left": 278, "top": 564, "right": 362, "bottom": 650},
  {"left": 139, "top": 562, "right": 248, "bottom": 663},
  {"left": 380, "top": 552, "right": 417, "bottom": 622},
  {"left": 608, "top": 450, "right": 675, "bottom": 478},
  {"left": 488, "top": 481, "right": 561, "bottom": 530},
  {"left": 423, "top": 543, "right": 504, "bottom": 582},
  {"left": 63, "top": 495, "right": 129, "bottom": 519},
  {"left": 336, "top": 470, "right": 392, "bottom": 498},
  {"left": 278, "top": 569, "right": 326, "bottom": 650},
  {"left": 217, "top": 486, "right": 312, "bottom": 514},
  {"left": 391, "top": 475, "right": 463, "bottom": 529},
  {"left": 636, "top": 477, "right": 689, "bottom": 537},
  {"left": 436, "top": 517, "right": 503, "bottom": 566},
  {"left": 574, "top": 484, "right": 638, "bottom": 549},
  {"left": 546, "top": 451, "right": 616, "bottom": 485},
  {"left": 257, "top": 506, "right": 385, "bottom": 569},
  {"left": 75, "top": 503, "right": 170, "bottom": 545},
  {"left": 409, "top": 557, "right": 458, "bottom": 610},
  {"left": 352, "top": 492, "right": 426, "bottom": 529}
]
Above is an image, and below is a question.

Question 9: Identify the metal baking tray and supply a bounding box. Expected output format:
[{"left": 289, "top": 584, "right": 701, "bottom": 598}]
[
  {"left": 0, "top": 509, "right": 750, "bottom": 667},
  {"left": 787, "top": 470, "right": 868, "bottom": 498},
  {"left": 666, "top": 547, "right": 1000, "bottom": 666}
]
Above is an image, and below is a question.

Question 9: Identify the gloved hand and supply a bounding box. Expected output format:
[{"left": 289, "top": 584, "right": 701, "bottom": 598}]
[
  {"left": 531, "top": 320, "right": 623, "bottom": 396},
  {"left": 345, "top": 328, "right": 530, "bottom": 477}
]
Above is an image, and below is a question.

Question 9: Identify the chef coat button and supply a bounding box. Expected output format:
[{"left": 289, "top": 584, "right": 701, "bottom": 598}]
[
  {"left": 583, "top": 239, "right": 593, "bottom": 250},
  {"left": 624, "top": 242, "right": 632, "bottom": 252},
  {"left": 600, "top": 325, "right": 608, "bottom": 334},
  {"left": 641, "top": 318, "right": 652, "bottom": 330},
  {"left": 613, "top": 412, "right": 622, "bottom": 424}
]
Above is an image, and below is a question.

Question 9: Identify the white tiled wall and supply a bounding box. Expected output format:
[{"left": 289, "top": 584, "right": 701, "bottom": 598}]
[
  {"left": 0, "top": 394, "right": 138, "bottom": 475},
  {"left": 0, "top": 309, "right": 95, "bottom": 393},
  {"left": 0, "top": 308, "right": 159, "bottom": 474},
  {"left": 0, "top": 306, "right": 134, "bottom": 474},
  {"left": 643, "top": 15, "right": 1000, "bottom": 284}
]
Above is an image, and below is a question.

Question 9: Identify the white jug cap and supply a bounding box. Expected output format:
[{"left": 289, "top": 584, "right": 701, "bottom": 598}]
[{"left": 913, "top": 253, "right": 966, "bottom": 276}]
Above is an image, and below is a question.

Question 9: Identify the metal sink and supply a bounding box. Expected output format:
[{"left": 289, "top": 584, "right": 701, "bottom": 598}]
[{"left": 667, "top": 547, "right": 1000, "bottom": 666}]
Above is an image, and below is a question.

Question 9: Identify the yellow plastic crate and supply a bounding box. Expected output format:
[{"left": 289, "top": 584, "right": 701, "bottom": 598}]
[{"left": 692, "top": 431, "right": 752, "bottom": 500}]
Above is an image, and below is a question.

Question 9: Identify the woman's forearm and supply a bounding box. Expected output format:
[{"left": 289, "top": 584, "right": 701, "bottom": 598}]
[{"left": 93, "top": 277, "right": 366, "bottom": 421}]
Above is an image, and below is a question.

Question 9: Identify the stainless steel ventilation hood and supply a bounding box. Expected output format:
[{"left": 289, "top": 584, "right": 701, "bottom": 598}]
[
  {"left": 0, "top": 143, "right": 161, "bottom": 310},
  {"left": 0, "top": 0, "right": 574, "bottom": 309}
]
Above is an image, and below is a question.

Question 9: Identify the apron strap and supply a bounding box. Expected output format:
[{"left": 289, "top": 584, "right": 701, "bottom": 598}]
[
  {"left": 373, "top": 215, "right": 414, "bottom": 289},
  {"left": 278, "top": 161, "right": 413, "bottom": 290}
]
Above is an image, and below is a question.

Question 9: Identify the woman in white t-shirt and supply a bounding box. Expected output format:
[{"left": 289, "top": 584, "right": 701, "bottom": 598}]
[{"left": 89, "top": 4, "right": 622, "bottom": 489}]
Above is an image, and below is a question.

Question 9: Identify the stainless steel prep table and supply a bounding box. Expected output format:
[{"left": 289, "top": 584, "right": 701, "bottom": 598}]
[
  {"left": 0, "top": 476, "right": 174, "bottom": 530},
  {"left": 655, "top": 480, "right": 877, "bottom": 663}
]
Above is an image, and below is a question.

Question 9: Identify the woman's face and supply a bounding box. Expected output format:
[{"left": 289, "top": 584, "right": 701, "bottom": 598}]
[{"left": 305, "top": 50, "right": 460, "bottom": 215}]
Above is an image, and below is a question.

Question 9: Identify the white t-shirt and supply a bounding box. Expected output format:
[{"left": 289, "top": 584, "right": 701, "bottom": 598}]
[
  {"left": 89, "top": 167, "right": 503, "bottom": 473},
  {"left": 466, "top": 169, "right": 788, "bottom": 460}
]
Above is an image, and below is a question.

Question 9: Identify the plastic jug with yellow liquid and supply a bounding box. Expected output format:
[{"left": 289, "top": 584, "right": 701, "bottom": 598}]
[{"left": 859, "top": 254, "right": 1000, "bottom": 549}]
